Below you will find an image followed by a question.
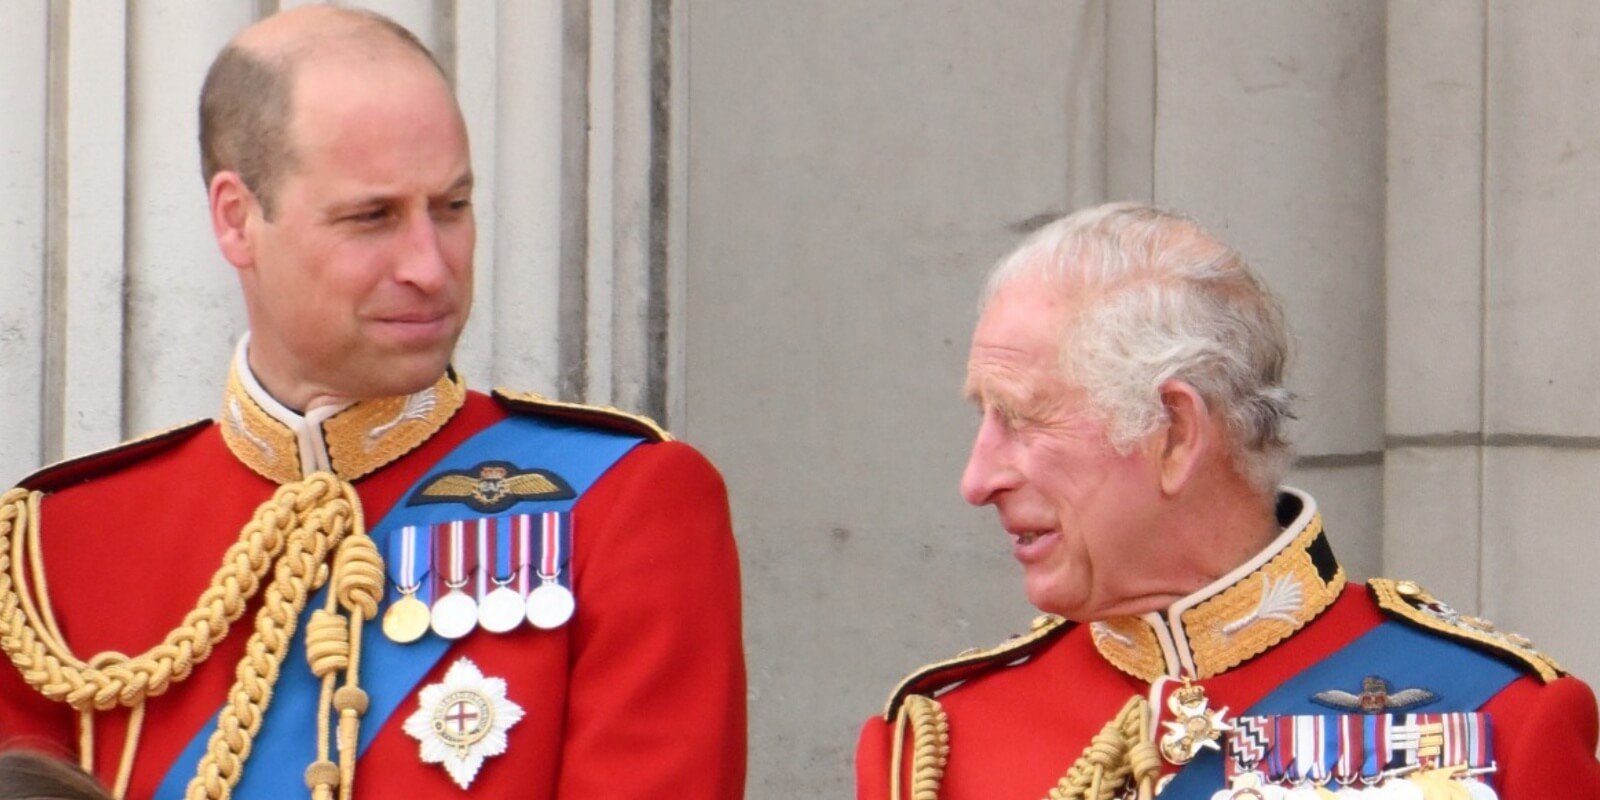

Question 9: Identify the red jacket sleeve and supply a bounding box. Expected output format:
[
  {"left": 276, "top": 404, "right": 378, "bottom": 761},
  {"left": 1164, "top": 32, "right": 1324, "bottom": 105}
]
[
  {"left": 1486, "top": 674, "right": 1600, "bottom": 797},
  {"left": 555, "top": 440, "right": 747, "bottom": 798},
  {"left": 856, "top": 715, "right": 894, "bottom": 800}
]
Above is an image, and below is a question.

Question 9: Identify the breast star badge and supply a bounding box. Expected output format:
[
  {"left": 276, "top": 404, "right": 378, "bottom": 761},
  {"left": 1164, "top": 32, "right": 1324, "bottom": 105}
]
[
  {"left": 1160, "top": 682, "right": 1231, "bottom": 765},
  {"left": 403, "top": 657, "right": 525, "bottom": 789}
]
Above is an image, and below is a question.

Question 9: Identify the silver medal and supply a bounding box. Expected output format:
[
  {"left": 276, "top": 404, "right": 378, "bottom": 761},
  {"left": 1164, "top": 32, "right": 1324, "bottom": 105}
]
[
  {"left": 1376, "top": 778, "right": 1425, "bottom": 800},
  {"left": 1463, "top": 779, "right": 1498, "bottom": 800},
  {"left": 478, "top": 584, "right": 526, "bottom": 633},
  {"left": 431, "top": 589, "right": 478, "bottom": 639},
  {"left": 527, "top": 580, "right": 575, "bottom": 629}
]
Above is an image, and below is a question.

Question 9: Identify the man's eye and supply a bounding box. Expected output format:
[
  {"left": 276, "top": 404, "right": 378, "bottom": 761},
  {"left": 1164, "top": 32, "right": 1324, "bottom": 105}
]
[{"left": 345, "top": 208, "right": 389, "bottom": 223}]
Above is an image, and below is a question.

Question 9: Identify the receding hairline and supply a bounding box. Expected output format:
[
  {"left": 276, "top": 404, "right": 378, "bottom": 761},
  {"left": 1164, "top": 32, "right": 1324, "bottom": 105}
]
[
  {"left": 983, "top": 205, "right": 1236, "bottom": 306},
  {"left": 199, "top": 6, "right": 456, "bottom": 209},
  {"left": 229, "top": 5, "right": 446, "bottom": 78}
]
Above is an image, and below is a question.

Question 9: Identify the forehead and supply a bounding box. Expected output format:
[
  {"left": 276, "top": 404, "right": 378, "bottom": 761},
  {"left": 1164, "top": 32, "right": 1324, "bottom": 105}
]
[
  {"left": 284, "top": 55, "right": 467, "bottom": 177},
  {"left": 966, "top": 277, "right": 1079, "bottom": 396}
]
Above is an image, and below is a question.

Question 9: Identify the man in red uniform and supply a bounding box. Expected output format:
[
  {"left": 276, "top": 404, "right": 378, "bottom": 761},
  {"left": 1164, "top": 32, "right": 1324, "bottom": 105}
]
[
  {"left": 0, "top": 7, "right": 745, "bottom": 798},
  {"left": 856, "top": 203, "right": 1600, "bottom": 799}
]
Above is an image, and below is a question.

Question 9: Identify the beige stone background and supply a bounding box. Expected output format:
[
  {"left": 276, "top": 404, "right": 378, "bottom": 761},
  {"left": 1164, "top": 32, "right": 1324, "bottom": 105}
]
[{"left": 3, "top": 2, "right": 1598, "bottom": 797}]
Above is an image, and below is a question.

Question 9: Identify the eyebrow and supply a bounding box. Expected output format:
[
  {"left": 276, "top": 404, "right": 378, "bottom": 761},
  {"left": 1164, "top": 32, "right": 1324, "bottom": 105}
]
[{"left": 324, "top": 171, "right": 475, "bottom": 215}]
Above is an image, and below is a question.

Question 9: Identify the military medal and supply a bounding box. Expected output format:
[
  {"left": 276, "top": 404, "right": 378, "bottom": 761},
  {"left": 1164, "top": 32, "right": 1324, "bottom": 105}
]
[
  {"left": 431, "top": 520, "right": 481, "bottom": 639},
  {"left": 383, "top": 525, "right": 432, "bottom": 643},
  {"left": 402, "top": 657, "right": 525, "bottom": 789},
  {"left": 478, "top": 516, "right": 528, "bottom": 633},
  {"left": 526, "top": 511, "right": 575, "bottom": 629},
  {"left": 1160, "top": 680, "right": 1231, "bottom": 765}
]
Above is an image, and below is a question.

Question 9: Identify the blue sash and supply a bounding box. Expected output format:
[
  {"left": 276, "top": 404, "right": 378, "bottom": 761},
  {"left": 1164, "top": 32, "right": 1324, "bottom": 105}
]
[
  {"left": 153, "top": 415, "right": 645, "bottom": 798},
  {"left": 1159, "top": 620, "right": 1524, "bottom": 798}
]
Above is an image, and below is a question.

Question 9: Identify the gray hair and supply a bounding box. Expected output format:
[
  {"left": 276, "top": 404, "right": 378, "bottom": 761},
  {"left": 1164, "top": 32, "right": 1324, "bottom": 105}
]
[{"left": 983, "top": 202, "right": 1294, "bottom": 495}]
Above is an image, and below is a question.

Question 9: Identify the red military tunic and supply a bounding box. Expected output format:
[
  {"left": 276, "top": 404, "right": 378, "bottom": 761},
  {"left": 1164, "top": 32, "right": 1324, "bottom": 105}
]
[
  {"left": 856, "top": 489, "right": 1600, "bottom": 798},
  {"left": 0, "top": 349, "right": 745, "bottom": 798}
]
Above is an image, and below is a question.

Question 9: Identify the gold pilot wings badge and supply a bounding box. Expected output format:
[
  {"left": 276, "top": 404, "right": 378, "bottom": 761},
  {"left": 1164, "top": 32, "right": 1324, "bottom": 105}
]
[{"left": 408, "top": 461, "right": 575, "bottom": 513}]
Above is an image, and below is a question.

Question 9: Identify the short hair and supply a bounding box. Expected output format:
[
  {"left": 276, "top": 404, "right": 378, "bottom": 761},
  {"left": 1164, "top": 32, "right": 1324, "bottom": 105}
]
[
  {"left": 983, "top": 202, "right": 1295, "bottom": 494},
  {"left": 0, "top": 751, "right": 112, "bottom": 800},
  {"left": 197, "top": 8, "right": 445, "bottom": 218}
]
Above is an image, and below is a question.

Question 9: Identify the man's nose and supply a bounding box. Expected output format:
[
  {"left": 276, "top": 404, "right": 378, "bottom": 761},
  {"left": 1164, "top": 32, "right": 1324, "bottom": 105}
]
[
  {"left": 395, "top": 214, "right": 450, "bottom": 292},
  {"left": 960, "top": 413, "right": 1015, "bottom": 506}
]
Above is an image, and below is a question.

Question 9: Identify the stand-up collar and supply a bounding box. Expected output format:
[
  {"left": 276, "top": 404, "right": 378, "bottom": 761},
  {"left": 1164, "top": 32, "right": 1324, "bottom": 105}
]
[
  {"left": 1088, "top": 488, "right": 1346, "bottom": 682},
  {"left": 219, "top": 335, "right": 466, "bottom": 484}
]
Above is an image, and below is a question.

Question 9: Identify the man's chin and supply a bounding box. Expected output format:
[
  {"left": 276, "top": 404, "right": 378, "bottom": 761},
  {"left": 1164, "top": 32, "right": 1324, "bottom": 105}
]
[
  {"left": 1023, "top": 578, "right": 1089, "bottom": 622},
  {"left": 336, "top": 354, "right": 454, "bottom": 399}
]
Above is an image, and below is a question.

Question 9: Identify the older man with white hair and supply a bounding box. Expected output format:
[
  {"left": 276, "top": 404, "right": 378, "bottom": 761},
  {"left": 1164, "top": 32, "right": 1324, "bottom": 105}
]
[{"left": 856, "top": 203, "right": 1599, "bottom": 799}]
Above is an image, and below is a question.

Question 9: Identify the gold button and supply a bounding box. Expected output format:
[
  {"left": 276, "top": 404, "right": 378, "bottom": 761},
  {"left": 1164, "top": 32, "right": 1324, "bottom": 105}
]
[{"left": 1396, "top": 580, "right": 1422, "bottom": 597}]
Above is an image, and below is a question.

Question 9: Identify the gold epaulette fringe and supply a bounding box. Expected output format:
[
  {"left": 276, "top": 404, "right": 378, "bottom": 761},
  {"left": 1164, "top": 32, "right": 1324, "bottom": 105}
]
[
  {"left": 1, "top": 474, "right": 381, "bottom": 799},
  {"left": 889, "top": 694, "right": 949, "bottom": 800},
  {"left": 492, "top": 390, "right": 672, "bottom": 442},
  {"left": 882, "top": 614, "right": 1074, "bottom": 720},
  {"left": 1369, "top": 578, "right": 1564, "bottom": 683}
]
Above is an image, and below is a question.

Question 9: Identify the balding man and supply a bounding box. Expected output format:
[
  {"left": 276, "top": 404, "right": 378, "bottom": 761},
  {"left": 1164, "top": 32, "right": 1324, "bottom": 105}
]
[
  {"left": 0, "top": 8, "right": 745, "bottom": 798},
  {"left": 855, "top": 204, "right": 1600, "bottom": 799}
]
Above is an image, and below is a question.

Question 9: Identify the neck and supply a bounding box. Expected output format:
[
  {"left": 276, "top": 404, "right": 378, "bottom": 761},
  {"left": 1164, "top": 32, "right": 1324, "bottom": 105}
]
[
  {"left": 1107, "top": 483, "right": 1280, "bottom": 617},
  {"left": 1172, "top": 483, "right": 1282, "bottom": 594}
]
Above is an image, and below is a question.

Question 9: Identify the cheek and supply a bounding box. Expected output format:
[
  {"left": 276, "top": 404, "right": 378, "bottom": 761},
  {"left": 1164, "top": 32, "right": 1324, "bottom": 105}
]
[{"left": 1026, "top": 439, "right": 1119, "bottom": 510}]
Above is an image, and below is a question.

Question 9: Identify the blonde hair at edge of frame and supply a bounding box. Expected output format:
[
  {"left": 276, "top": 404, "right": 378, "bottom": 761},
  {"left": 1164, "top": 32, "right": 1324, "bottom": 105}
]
[{"left": 981, "top": 202, "right": 1295, "bottom": 498}]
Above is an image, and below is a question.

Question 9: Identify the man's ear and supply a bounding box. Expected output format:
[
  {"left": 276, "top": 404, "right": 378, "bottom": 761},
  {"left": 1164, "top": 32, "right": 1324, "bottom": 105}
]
[
  {"left": 1153, "top": 379, "right": 1213, "bottom": 496},
  {"left": 210, "top": 171, "right": 259, "bottom": 271}
]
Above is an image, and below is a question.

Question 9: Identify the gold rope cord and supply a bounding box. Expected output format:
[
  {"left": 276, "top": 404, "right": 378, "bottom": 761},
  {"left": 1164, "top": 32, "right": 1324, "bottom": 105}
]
[
  {"left": 1044, "top": 695, "right": 1159, "bottom": 800},
  {"left": 889, "top": 694, "right": 949, "bottom": 800},
  {"left": 0, "top": 474, "right": 380, "bottom": 800}
]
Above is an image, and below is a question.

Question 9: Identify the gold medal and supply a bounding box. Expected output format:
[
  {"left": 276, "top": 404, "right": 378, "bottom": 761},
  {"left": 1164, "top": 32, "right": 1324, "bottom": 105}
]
[{"left": 384, "top": 593, "right": 432, "bottom": 643}]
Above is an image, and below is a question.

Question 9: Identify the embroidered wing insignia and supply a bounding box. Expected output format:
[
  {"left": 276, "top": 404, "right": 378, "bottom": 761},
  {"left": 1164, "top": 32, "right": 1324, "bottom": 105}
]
[
  {"left": 410, "top": 461, "right": 575, "bottom": 513},
  {"left": 1311, "top": 676, "right": 1438, "bottom": 713}
]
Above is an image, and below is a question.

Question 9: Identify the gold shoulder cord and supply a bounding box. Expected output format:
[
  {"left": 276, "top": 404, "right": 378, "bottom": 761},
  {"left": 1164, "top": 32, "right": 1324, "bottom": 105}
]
[
  {"left": 1044, "top": 695, "right": 1159, "bottom": 800},
  {"left": 889, "top": 694, "right": 949, "bottom": 800},
  {"left": 0, "top": 473, "right": 382, "bottom": 800}
]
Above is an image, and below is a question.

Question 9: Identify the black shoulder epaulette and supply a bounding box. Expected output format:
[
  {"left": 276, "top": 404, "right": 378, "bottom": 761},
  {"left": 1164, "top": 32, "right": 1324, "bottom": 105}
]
[
  {"left": 882, "top": 614, "right": 1075, "bottom": 720},
  {"left": 491, "top": 389, "right": 672, "bottom": 443},
  {"left": 1369, "top": 578, "right": 1564, "bottom": 683},
  {"left": 19, "top": 419, "right": 213, "bottom": 494}
]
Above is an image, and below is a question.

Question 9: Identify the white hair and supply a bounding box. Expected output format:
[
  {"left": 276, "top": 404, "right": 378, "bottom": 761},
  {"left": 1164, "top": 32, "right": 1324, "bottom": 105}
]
[{"left": 983, "top": 202, "right": 1294, "bottom": 495}]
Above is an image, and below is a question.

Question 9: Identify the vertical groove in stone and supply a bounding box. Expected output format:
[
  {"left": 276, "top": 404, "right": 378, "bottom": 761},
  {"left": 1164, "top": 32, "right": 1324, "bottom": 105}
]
[
  {"left": 433, "top": 0, "right": 457, "bottom": 86},
  {"left": 643, "top": 0, "right": 671, "bottom": 422},
  {"left": 41, "top": 0, "right": 69, "bottom": 464},
  {"left": 559, "top": 0, "right": 591, "bottom": 401},
  {"left": 659, "top": 0, "right": 688, "bottom": 432},
  {"left": 1066, "top": 0, "right": 1105, "bottom": 209},
  {"left": 1475, "top": 0, "right": 1492, "bottom": 614},
  {"left": 119, "top": 0, "right": 134, "bottom": 438}
]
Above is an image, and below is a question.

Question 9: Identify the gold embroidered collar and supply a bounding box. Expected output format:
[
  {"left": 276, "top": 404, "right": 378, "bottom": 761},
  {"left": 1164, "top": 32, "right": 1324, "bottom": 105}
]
[
  {"left": 1088, "top": 488, "right": 1346, "bottom": 682},
  {"left": 219, "top": 335, "right": 466, "bottom": 484}
]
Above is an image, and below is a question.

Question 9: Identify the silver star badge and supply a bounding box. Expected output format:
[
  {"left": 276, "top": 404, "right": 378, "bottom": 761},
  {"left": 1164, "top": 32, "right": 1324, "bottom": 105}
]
[{"left": 403, "top": 657, "right": 525, "bottom": 789}]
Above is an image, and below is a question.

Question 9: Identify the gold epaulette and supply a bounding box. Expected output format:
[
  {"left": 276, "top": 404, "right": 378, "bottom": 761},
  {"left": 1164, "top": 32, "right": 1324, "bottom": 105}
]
[
  {"left": 1369, "top": 578, "right": 1565, "bottom": 683},
  {"left": 882, "top": 614, "right": 1075, "bottom": 720},
  {"left": 492, "top": 390, "right": 672, "bottom": 443},
  {"left": 18, "top": 419, "right": 212, "bottom": 493}
]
